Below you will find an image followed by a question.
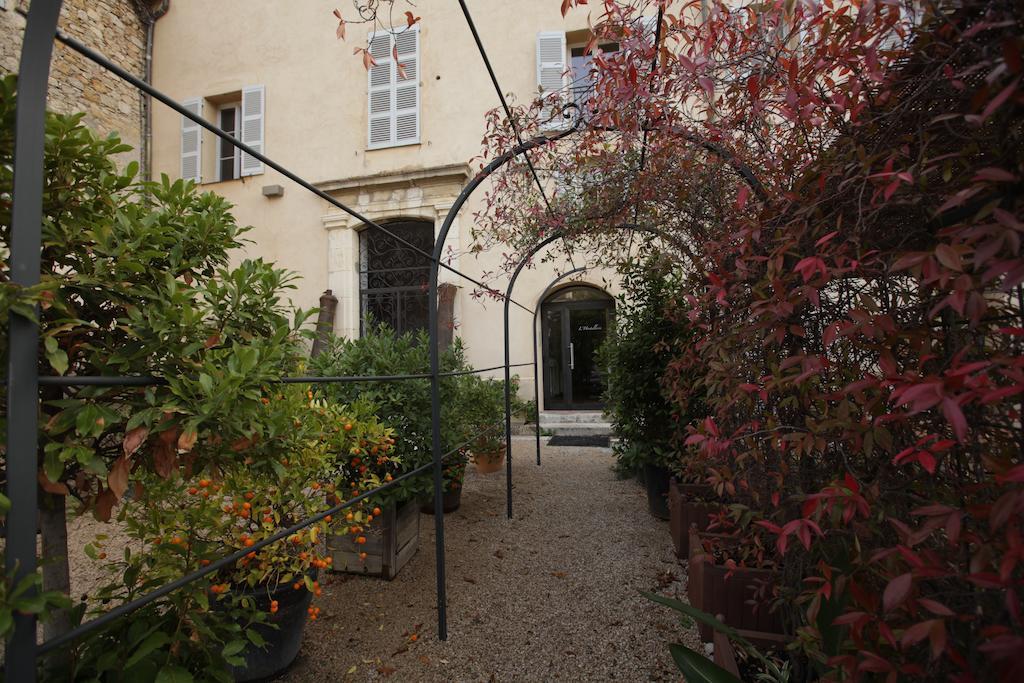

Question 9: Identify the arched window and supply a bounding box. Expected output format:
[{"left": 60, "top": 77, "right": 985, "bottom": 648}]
[{"left": 359, "top": 220, "right": 434, "bottom": 336}]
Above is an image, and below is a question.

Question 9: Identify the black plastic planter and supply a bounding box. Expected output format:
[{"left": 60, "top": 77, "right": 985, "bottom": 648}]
[
  {"left": 228, "top": 579, "right": 314, "bottom": 682},
  {"left": 643, "top": 463, "right": 671, "bottom": 520},
  {"left": 421, "top": 487, "right": 462, "bottom": 514}
]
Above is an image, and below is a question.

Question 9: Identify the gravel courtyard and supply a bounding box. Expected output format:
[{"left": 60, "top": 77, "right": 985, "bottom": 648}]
[{"left": 281, "top": 438, "right": 700, "bottom": 682}]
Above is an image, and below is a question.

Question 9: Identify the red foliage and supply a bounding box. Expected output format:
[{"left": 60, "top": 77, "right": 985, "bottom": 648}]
[{"left": 477, "top": 0, "right": 1024, "bottom": 679}]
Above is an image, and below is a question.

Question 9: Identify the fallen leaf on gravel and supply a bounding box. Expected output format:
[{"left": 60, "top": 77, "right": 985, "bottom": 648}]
[
  {"left": 377, "top": 665, "right": 397, "bottom": 676},
  {"left": 346, "top": 665, "right": 357, "bottom": 674},
  {"left": 419, "top": 656, "right": 431, "bottom": 665},
  {"left": 552, "top": 571, "right": 567, "bottom": 578},
  {"left": 391, "top": 646, "right": 409, "bottom": 657}
]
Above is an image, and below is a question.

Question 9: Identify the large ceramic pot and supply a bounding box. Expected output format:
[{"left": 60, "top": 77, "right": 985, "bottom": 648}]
[
  {"left": 420, "top": 486, "right": 462, "bottom": 514},
  {"left": 643, "top": 463, "right": 672, "bottom": 520},
  {"left": 227, "top": 578, "right": 314, "bottom": 681}
]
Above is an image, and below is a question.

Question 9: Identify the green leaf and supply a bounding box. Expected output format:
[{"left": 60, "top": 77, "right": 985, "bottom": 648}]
[
  {"left": 642, "top": 592, "right": 748, "bottom": 646},
  {"left": 124, "top": 631, "right": 171, "bottom": 669},
  {"left": 155, "top": 665, "right": 193, "bottom": 683},
  {"left": 668, "top": 643, "right": 743, "bottom": 683},
  {"left": 246, "top": 628, "right": 267, "bottom": 648},
  {"left": 222, "top": 639, "right": 247, "bottom": 658}
]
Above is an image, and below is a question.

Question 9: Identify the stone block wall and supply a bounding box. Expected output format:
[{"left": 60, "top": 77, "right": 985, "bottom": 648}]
[{"left": 1, "top": 0, "right": 149, "bottom": 164}]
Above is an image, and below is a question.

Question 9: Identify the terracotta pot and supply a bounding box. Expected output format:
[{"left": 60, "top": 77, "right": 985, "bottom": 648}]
[
  {"left": 687, "top": 526, "right": 782, "bottom": 642},
  {"left": 473, "top": 448, "right": 505, "bottom": 474},
  {"left": 668, "top": 479, "right": 715, "bottom": 558}
]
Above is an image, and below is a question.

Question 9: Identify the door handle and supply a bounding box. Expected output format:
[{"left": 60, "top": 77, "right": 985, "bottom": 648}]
[{"left": 569, "top": 342, "right": 575, "bottom": 370}]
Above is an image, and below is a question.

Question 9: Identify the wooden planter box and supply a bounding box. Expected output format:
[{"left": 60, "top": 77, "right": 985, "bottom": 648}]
[
  {"left": 687, "top": 527, "right": 782, "bottom": 642},
  {"left": 327, "top": 499, "right": 419, "bottom": 580},
  {"left": 712, "top": 626, "right": 792, "bottom": 675},
  {"left": 668, "top": 479, "right": 715, "bottom": 558}
]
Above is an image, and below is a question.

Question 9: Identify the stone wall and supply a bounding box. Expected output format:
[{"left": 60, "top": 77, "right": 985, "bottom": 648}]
[{"left": 1, "top": 0, "right": 149, "bottom": 163}]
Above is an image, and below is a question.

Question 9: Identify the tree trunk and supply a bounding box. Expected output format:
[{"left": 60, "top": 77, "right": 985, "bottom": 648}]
[{"left": 40, "top": 491, "right": 72, "bottom": 673}]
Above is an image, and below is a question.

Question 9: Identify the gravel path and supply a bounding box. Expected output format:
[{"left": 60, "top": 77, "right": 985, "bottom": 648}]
[{"left": 281, "top": 439, "right": 700, "bottom": 682}]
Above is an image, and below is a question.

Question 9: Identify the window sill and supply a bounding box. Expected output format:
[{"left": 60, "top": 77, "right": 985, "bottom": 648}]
[
  {"left": 201, "top": 174, "right": 262, "bottom": 187},
  {"left": 366, "top": 140, "right": 421, "bottom": 152}
]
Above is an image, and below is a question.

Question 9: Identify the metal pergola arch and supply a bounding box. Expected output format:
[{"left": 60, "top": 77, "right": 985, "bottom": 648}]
[
  {"left": 5, "top": 2, "right": 768, "bottom": 678},
  {"left": 498, "top": 222, "right": 696, "bottom": 519}
]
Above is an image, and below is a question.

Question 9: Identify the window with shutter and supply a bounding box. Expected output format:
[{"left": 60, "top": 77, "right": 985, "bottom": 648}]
[
  {"left": 240, "top": 85, "right": 265, "bottom": 176},
  {"left": 536, "top": 31, "right": 567, "bottom": 130},
  {"left": 367, "top": 26, "right": 420, "bottom": 149},
  {"left": 180, "top": 98, "right": 202, "bottom": 183},
  {"left": 639, "top": 14, "right": 659, "bottom": 43}
]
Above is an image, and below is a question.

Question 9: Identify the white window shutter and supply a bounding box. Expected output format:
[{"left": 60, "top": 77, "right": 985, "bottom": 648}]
[
  {"left": 536, "top": 31, "right": 567, "bottom": 130},
  {"left": 180, "top": 98, "right": 202, "bottom": 183},
  {"left": 240, "top": 85, "right": 265, "bottom": 176},
  {"left": 368, "top": 27, "right": 420, "bottom": 149},
  {"left": 639, "top": 15, "right": 659, "bottom": 45},
  {"left": 394, "top": 27, "right": 419, "bottom": 144}
]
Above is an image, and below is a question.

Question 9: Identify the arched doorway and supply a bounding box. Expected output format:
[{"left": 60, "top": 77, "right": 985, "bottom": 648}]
[{"left": 541, "top": 285, "right": 615, "bottom": 410}]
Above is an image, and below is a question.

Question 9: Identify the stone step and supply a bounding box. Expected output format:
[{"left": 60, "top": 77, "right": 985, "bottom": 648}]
[
  {"left": 538, "top": 422, "right": 613, "bottom": 437},
  {"left": 538, "top": 411, "right": 607, "bottom": 424}
]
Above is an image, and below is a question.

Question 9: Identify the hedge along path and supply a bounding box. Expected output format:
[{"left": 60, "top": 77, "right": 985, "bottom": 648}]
[{"left": 283, "top": 440, "right": 701, "bottom": 682}]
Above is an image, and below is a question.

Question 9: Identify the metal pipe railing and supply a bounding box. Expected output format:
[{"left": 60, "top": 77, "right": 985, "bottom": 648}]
[
  {"left": 52, "top": 28, "right": 535, "bottom": 316},
  {"left": 8, "top": 0, "right": 594, "bottom": 675},
  {"left": 33, "top": 363, "right": 535, "bottom": 388}
]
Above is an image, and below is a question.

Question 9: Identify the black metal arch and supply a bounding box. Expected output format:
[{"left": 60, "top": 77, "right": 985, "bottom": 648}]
[
  {"left": 6, "top": 1, "right": 579, "bottom": 674},
  {"left": 494, "top": 222, "right": 690, "bottom": 521},
  {"left": 6, "top": 2, "right": 769, "bottom": 678}
]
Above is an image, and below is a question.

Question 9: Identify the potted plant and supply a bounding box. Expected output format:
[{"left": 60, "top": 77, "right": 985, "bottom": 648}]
[
  {"left": 646, "top": 594, "right": 792, "bottom": 683},
  {"left": 74, "top": 386, "right": 382, "bottom": 681},
  {"left": 311, "top": 326, "right": 475, "bottom": 577},
  {"left": 420, "top": 448, "right": 468, "bottom": 514},
  {"left": 667, "top": 476, "right": 716, "bottom": 557},
  {"left": 686, "top": 525, "right": 783, "bottom": 643},
  {"left": 459, "top": 374, "right": 507, "bottom": 475}
]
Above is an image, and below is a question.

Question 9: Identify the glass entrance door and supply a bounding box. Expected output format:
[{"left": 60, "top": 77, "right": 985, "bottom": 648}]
[{"left": 541, "top": 287, "right": 614, "bottom": 410}]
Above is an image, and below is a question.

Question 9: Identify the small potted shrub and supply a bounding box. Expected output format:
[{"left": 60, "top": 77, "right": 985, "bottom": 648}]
[
  {"left": 311, "top": 326, "right": 474, "bottom": 577},
  {"left": 686, "top": 524, "right": 783, "bottom": 642},
  {"left": 459, "top": 374, "right": 507, "bottom": 475},
  {"left": 421, "top": 448, "right": 468, "bottom": 514}
]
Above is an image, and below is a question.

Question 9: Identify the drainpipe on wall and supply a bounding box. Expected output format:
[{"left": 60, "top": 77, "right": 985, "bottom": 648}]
[{"left": 139, "top": 0, "right": 170, "bottom": 181}]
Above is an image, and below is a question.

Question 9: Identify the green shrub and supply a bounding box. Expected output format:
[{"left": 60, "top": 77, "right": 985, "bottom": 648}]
[
  {"left": 598, "top": 254, "right": 704, "bottom": 475},
  {"left": 310, "top": 325, "right": 469, "bottom": 499}
]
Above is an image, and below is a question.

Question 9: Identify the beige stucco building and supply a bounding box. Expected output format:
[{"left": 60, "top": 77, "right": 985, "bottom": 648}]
[{"left": 145, "top": 1, "right": 629, "bottom": 411}]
